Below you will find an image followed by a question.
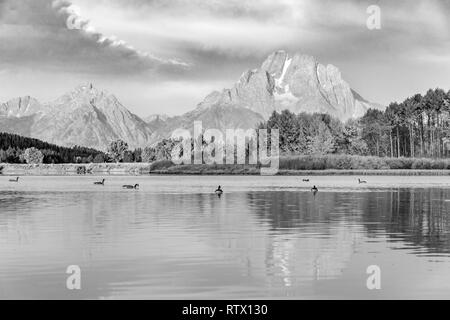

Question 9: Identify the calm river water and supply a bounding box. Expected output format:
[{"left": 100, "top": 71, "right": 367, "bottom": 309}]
[{"left": 0, "top": 175, "right": 450, "bottom": 299}]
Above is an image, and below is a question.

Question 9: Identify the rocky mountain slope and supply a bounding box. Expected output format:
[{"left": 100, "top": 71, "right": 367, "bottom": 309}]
[
  {"left": 147, "top": 104, "right": 264, "bottom": 145},
  {"left": 1, "top": 51, "right": 382, "bottom": 150},
  {"left": 0, "top": 84, "right": 153, "bottom": 150},
  {"left": 0, "top": 96, "right": 45, "bottom": 118},
  {"left": 197, "top": 50, "right": 382, "bottom": 121},
  {"left": 145, "top": 50, "right": 382, "bottom": 144},
  {"left": 0, "top": 84, "right": 264, "bottom": 149}
]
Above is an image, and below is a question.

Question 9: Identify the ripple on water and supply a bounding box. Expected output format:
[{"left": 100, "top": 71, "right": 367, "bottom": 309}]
[{"left": 1, "top": 176, "right": 450, "bottom": 299}]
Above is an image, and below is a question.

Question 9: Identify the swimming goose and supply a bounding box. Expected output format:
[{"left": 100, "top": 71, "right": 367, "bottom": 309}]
[
  {"left": 123, "top": 184, "right": 139, "bottom": 189},
  {"left": 215, "top": 186, "right": 223, "bottom": 195},
  {"left": 9, "top": 177, "right": 19, "bottom": 182},
  {"left": 94, "top": 178, "right": 105, "bottom": 185},
  {"left": 358, "top": 178, "right": 367, "bottom": 184}
]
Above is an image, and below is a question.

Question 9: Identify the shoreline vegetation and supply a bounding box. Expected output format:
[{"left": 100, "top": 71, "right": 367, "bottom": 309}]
[{"left": 2, "top": 155, "right": 450, "bottom": 176}]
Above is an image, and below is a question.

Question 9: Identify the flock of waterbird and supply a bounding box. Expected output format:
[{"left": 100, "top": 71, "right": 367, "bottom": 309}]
[
  {"left": 89, "top": 177, "right": 369, "bottom": 195},
  {"left": 94, "top": 178, "right": 139, "bottom": 189},
  {"left": 93, "top": 178, "right": 140, "bottom": 189},
  {"left": 6, "top": 176, "right": 140, "bottom": 189},
  {"left": 6, "top": 176, "right": 370, "bottom": 194}
]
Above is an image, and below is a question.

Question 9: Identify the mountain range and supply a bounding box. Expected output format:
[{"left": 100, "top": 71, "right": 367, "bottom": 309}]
[
  {"left": 196, "top": 51, "right": 382, "bottom": 120},
  {"left": 0, "top": 51, "right": 383, "bottom": 150},
  {"left": 0, "top": 85, "right": 152, "bottom": 151}
]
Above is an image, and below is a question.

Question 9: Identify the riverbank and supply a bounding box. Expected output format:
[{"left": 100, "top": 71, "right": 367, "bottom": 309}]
[
  {"left": 2, "top": 163, "right": 450, "bottom": 176},
  {"left": 0, "top": 163, "right": 152, "bottom": 176}
]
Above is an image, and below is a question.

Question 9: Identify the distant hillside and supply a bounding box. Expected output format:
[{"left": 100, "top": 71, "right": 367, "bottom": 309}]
[
  {"left": 148, "top": 104, "right": 265, "bottom": 145},
  {"left": 0, "top": 132, "right": 105, "bottom": 164}
]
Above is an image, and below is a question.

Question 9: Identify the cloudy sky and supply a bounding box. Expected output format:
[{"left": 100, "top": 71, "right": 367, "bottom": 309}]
[{"left": 0, "top": 0, "right": 449, "bottom": 117}]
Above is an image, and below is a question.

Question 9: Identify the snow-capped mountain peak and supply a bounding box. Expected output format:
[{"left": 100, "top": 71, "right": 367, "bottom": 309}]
[{"left": 197, "top": 50, "right": 383, "bottom": 121}]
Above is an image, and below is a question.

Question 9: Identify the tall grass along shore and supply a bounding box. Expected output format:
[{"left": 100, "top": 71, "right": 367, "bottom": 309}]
[{"left": 2, "top": 155, "right": 450, "bottom": 176}]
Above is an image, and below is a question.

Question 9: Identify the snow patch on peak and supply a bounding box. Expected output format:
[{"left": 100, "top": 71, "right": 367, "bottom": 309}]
[
  {"left": 275, "top": 58, "right": 292, "bottom": 89},
  {"left": 196, "top": 50, "right": 381, "bottom": 121}
]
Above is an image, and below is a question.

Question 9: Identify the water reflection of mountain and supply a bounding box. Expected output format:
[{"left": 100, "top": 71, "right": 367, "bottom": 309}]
[
  {"left": 360, "top": 188, "right": 450, "bottom": 255},
  {"left": 121, "top": 192, "right": 364, "bottom": 291},
  {"left": 2, "top": 185, "right": 450, "bottom": 298},
  {"left": 243, "top": 189, "right": 450, "bottom": 290},
  {"left": 247, "top": 189, "right": 450, "bottom": 255},
  {"left": 244, "top": 192, "right": 364, "bottom": 290}
]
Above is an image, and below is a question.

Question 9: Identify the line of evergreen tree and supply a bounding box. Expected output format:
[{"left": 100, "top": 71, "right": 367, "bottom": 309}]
[
  {"left": 361, "top": 88, "right": 450, "bottom": 158},
  {"left": 0, "top": 132, "right": 106, "bottom": 164},
  {"left": 259, "top": 88, "right": 450, "bottom": 158}
]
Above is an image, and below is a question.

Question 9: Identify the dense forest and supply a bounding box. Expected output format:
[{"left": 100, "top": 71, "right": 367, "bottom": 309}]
[
  {"left": 0, "top": 132, "right": 106, "bottom": 164},
  {"left": 259, "top": 88, "right": 450, "bottom": 158}
]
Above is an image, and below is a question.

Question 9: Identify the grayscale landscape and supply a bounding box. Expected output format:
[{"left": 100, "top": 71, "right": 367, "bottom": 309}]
[{"left": 0, "top": 0, "right": 449, "bottom": 301}]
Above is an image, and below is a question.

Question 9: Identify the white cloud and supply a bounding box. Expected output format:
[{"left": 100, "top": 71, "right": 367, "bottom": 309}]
[
  {"left": 1, "top": 0, "right": 449, "bottom": 116},
  {"left": 69, "top": 0, "right": 449, "bottom": 61},
  {"left": 52, "top": 0, "right": 189, "bottom": 67},
  {"left": 0, "top": 0, "right": 189, "bottom": 74}
]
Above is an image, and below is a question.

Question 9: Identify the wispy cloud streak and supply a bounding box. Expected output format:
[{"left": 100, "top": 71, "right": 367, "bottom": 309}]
[{"left": 0, "top": 0, "right": 189, "bottom": 74}]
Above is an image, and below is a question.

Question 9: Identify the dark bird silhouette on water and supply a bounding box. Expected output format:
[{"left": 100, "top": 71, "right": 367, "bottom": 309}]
[
  {"left": 215, "top": 186, "right": 223, "bottom": 195},
  {"left": 123, "top": 184, "right": 139, "bottom": 189},
  {"left": 94, "top": 178, "right": 105, "bottom": 185},
  {"left": 358, "top": 178, "right": 367, "bottom": 184},
  {"left": 9, "top": 177, "right": 19, "bottom": 182}
]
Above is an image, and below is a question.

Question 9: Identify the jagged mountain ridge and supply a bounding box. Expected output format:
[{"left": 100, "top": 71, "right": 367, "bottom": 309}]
[
  {"left": 147, "top": 51, "right": 382, "bottom": 144},
  {"left": 0, "top": 84, "right": 153, "bottom": 151},
  {"left": 0, "top": 85, "right": 265, "bottom": 149},
  {"left": 0, "top": 96, "right": 45, "bottom": 118},
  {"left": 197, "top": 50, "right": 382, "bottom": 121},
  {"left": 1, "top": 51, "right": 382, "bottom": 150}
]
